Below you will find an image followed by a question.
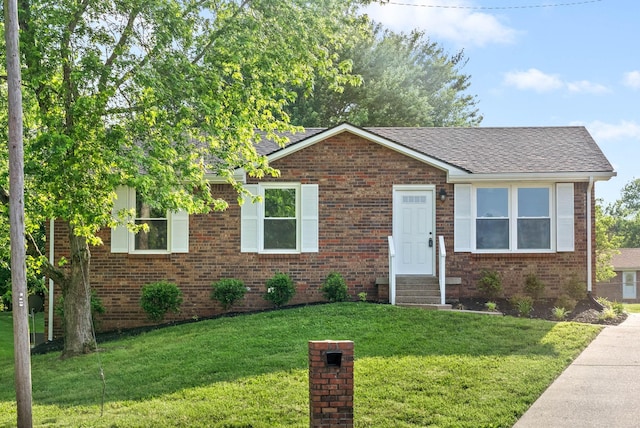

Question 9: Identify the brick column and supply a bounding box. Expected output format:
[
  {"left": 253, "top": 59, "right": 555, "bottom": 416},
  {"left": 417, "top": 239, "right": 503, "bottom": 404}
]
[{"left": 308, "top": 340, "right": 354, "bottom": 428}]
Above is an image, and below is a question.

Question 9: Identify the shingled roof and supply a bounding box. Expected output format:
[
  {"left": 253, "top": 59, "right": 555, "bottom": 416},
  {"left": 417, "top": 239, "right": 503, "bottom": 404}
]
[
  {"left": 255, "top": 124, "right": 614, "bottom": 176},
  {"left": 611, "top": 248, "right": 640, "bottom": 270}
]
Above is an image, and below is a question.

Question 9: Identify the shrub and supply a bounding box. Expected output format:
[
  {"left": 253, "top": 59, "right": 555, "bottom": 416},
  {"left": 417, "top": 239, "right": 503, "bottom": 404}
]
[
  {"left": 321, "top": 272, "right": 349, "bottom": 302},
  {"left": 140, "top": 281, "right": 183, "bottom": 322},
  {"left": 524, "top": 273, "right": 545, "bottom": 301},
  {"left": 510, "top": 295, "right": 533, "bottom": 317},
  {"left": 485, "top": 301, "right": 498, "bottom": 312},
  {"left": 551, "top": 306, "right": 570, "bottom": 321},
  {"left": 612, "top": 301, "right": 625, "bottom": 315},
  {"left": 598, "top": 307, "right": 617, "bottom": 321},
  {"left": 564, "top": 274, "right": 586, "bottom": 300},
  {"left": 596, "top": 297, "right": 625, "bottom": 316},
  {"left": 211, "top": 278, "right": 247, "bottom": 310},
  {"left": 264, "top": 273, "right": 296, "bottom": 307},
  {"left": 358, "top": 292, "right": 368, "bottom": 302},
  {"left": 555, "top": 294, "right": 577, "bottom": 312},
  {"left": 477, "top": 270, "right": 502, "bottom": 300}
]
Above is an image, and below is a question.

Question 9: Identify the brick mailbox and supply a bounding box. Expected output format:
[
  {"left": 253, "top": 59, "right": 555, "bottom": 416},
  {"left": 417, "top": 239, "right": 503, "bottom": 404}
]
[{"left": 308, "top": 340, "right": 354, "bottom": 428}]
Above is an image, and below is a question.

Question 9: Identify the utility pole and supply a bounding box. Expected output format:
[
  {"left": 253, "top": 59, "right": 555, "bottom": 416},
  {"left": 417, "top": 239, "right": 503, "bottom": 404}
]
[{"left": 4, "top": 0, "right": 34, "bottom": 426}]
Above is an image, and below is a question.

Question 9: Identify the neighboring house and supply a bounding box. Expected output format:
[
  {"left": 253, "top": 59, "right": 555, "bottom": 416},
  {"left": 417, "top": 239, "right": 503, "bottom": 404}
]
[
  {"left": 48, "top": 123, "right": 615, "bottom": 332},
  {"left": 597, "top": 248, "right": 640, "bottom": 302}
]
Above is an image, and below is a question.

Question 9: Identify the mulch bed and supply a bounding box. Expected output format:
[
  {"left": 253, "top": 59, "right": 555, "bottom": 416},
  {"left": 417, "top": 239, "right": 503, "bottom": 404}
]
[{"left": 455, "top": 296, "right": 628, "bottom": 326}]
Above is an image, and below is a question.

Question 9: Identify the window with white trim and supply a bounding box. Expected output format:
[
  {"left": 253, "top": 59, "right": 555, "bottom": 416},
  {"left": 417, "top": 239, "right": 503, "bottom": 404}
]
[
  {"left": 476, "top": 188, "right": 509, "bottom": 250},
  {"left": 263, "top": 186, "right": 298, "bottom": 251},
  {"left": 241, "top": 183, "right": 319, "bottom": 254},
  {"left": 516, "top": 187, "right": 551, "bottom": 250},
  {"left": 134, "top": 192, "right": 168, "bottom": 251},
  {"left": 475, "top": 185, "right": 552, "bottom": 251},
  {"left": 455, "top": 183, "right": 568, "bottom": 253},
  {"left": 111, "top": 186, "right": 189, "bottom": 254}
]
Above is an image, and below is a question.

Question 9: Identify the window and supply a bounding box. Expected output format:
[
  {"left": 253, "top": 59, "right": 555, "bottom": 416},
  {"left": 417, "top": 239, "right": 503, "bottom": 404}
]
[
  {"left": 455, "top": 184, "right": 558, "bottom": 253},
  {"left": 475, "top": 186, "right": 551, "bottom": 251},
  {"left": 111, "top": 186, "right": 189, "bottom": 254},
  {"left": 517, "top": 187, "right": 551, "bottom": 249},
  {"left": 134, "top": 193, "right": 168, "bottom": 251},
  {"left": 241, "top": 183, "right": 319, "bottom": 254},
  {"left": 263, "top": 187, "right": 298, "bottom": 250},
  {"left": 476, "top": 188, "right": 509, "bottom": 250}
]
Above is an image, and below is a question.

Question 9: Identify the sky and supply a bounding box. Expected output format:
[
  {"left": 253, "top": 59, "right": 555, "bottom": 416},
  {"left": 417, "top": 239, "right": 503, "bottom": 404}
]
[{"left": 363, "top": 0, "right": 639, "bottom": 205}]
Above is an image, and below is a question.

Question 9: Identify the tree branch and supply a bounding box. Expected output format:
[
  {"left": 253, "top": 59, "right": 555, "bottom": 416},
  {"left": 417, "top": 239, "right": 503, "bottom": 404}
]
[
  {"left": 26, "top": 231, "right": 69, "bottom": 287},
  {"left": 190, "top": 0, "right": 252, "bottom": 65},
  {"left": 98, "top": 8, "right": 141, "bottom": 92}
]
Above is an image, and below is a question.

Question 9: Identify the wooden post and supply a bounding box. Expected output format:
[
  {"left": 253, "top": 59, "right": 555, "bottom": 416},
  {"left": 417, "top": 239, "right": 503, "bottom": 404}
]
[{"left": 4, "top": 0, "right": 34, "bottom": 426}]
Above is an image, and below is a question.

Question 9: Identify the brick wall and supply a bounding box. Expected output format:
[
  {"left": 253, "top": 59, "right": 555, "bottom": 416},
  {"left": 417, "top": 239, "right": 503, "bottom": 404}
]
[
  {"left": 46, "top": 133, "right": 596, "bottom": 334},
  {"left": 598, "top": 270, "right": 640, "bottom": 303},
  {"left": 447, "top": 182, "right": 594, "bottom": 299},
  {"left": 308, "top": 340, "right": 354, "bottom": 428}
]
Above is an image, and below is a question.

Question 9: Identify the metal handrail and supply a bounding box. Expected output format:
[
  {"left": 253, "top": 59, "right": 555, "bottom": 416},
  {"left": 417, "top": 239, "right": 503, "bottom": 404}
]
[
  {"left": 388, "top": 236, "right": 396, "bottom": 305},
  {"left": 438, "top": 235, "right": 446, "bottom": 305}
]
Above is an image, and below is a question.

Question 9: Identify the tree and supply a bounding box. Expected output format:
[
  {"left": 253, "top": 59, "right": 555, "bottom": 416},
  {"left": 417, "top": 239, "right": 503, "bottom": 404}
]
[
  {"left": 606, "top": 178, "right": 640, "bottom": 248},
  {"left": 286, "top": 25, "right": 482, "bottom": 127},
  {"left": 595, "top": 202, "right": 621, "bottom": 283},
  {"left": 0, "top": 0, "right": 370, "bottom": 358}
]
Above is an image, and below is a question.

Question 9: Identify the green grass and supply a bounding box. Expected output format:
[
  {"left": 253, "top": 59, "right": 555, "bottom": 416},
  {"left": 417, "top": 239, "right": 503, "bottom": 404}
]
[
  {"left": 624, "top": 303, "right": 640, "bottom": 313},
  {"left": 0, "top": 303, "right": 601, "bottom": 427},
  {"left": 0, "top": 312, "right": 13, "bottom": 361},
  {"left": 0, "top": 311, "right": 45, "bottom": 362}
]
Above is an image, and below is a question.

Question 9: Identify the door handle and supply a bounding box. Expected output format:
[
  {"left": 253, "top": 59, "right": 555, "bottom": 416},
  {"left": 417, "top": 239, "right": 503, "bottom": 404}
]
[{"left": 429, "top": 237, "right": 433, "bottom": 247}]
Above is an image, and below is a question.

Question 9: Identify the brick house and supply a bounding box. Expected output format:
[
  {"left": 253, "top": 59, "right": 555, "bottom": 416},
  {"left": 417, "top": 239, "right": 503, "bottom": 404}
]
[
  {"left": 597, "top": 248, "right": 640, "bottom": 302},
  {"left": 48, "top": 123, "right": 615, "bottom": 332}
]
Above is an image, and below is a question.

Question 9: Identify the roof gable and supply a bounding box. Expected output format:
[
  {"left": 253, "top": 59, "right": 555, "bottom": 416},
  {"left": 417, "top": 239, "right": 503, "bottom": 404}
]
[{"left": 255, "top": 123, "right": 615, "bottom": 182}]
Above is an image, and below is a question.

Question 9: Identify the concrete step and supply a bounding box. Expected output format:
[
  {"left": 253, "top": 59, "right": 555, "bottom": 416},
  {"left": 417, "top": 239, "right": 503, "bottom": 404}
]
[
  {"left": 395, "top": 275, "right": 441, "bottom": 304},
  {"left": 397, "top": 303, "right": 453, "bottom": 310},
  {"left": 396, "top": 275, "right": 439, "bottom": 286}
]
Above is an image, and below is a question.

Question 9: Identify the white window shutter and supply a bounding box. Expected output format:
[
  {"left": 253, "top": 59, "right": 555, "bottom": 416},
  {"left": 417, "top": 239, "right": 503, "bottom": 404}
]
[
  {"left": 241, "top": 184, "right": 259, "bottom": 252},
  {"left": 454, "top": 184, "right": 473, "bottom": 252},
  {"left": 111, "top": 186, "right": 131, "bottom": 253},
  {"left": 301, "top": 184, "right": 319, "bottom": 252},
  {"left": 170, "top": 209, "right": 189, "bottom": 253},
  {"left": 556, "top": 183, "right": 574, "bottom": 252}
]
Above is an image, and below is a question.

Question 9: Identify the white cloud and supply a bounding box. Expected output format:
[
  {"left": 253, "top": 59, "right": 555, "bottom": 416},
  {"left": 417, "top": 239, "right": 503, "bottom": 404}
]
[
  {"left": 362, "top": 1, "right": 518, "bottom": 47},
  {"left": 623, "top": 71, "right": 640, "bottom": 89},
  {"left": 503, "top": 69, "right": 610, "bottom": 94},
  {"left": 566, "top": 80, "right": 610, "bottom": 94},
  {"left": 503, "top": 69, "right": 563, "bottom": 92},
  {"left": 580, "top": 120, "right": 640, "bottom": 142}
]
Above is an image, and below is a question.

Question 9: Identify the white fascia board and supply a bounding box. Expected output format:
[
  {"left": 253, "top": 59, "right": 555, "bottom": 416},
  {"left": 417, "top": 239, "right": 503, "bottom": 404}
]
[
  {"left": 205, "top": 170, "right": 247, "bottom": 184},
  {"left": 267, "top": 123, "right": 468, "bottom": 176},
  {"left": 447, "top": 171, "right": 616, "bottom": 183}
]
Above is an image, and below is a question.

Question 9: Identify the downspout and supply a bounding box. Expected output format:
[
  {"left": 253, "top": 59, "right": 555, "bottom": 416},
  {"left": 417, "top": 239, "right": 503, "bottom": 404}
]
[
  {"left": 48, "top": 219, "right": 54, "bottom": 341},
  {"left": 586, "top": 177, "right": 594, "bottom": 295}
]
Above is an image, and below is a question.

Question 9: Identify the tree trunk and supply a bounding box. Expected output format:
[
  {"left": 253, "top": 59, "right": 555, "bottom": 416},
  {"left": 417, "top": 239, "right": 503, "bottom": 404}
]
[{"left": 61, "top": 229, "right": 95, "bottom": 359}]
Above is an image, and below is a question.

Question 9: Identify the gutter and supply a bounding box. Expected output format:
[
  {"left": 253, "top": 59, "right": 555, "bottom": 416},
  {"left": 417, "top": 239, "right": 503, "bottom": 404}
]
[
  {"left": 587, "top": 176, "right": 594, "bottom": 295},
  {"left": 48, "top": 219, "right": 54, "bottom": 341}
]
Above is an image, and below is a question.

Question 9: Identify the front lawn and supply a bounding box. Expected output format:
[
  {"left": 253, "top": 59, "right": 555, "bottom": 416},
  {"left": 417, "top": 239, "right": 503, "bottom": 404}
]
[
  {"left": 624, "top": 303, "right": 640, "bottom": 313},
  {"left": 0, "top": 311, "right": 13, "bottom": 361},
  {"left": 0, "top": 303, "right": 600, "bottom": 427}
]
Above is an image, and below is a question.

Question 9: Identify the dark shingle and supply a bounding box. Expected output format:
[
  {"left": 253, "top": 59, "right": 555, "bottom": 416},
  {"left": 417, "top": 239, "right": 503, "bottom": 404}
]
[{"left": 259, "top": 126, "right": 613, "bottom": 175}]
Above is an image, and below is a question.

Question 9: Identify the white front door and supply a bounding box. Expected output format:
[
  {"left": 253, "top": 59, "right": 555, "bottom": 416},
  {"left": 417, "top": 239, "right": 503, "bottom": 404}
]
[
  {"left": 393, "top": 188, "right": 435, "bottom": 275},
  {"left": 623, "top": 271, "right": 637, "bottom": 300}
]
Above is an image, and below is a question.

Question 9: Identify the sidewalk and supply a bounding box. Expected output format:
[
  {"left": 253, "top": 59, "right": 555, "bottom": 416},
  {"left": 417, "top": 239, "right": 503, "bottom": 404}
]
[{"left": 514, "top": 313, "right": 640, "bottom": 427}]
